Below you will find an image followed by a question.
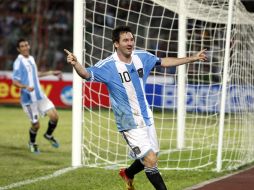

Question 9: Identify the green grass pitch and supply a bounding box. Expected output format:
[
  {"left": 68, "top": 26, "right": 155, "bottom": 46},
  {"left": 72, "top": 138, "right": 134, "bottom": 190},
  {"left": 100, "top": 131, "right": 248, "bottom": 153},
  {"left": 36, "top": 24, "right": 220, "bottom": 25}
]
[{"left": 0, "top": 106, "right": 242, "bottom": 190}]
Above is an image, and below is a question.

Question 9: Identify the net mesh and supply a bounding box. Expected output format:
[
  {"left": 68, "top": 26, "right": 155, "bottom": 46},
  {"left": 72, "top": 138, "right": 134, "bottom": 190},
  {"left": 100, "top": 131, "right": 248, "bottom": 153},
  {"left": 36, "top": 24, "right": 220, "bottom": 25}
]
[{"left": 81, "top": 0, "right": 254, "bottom": 170}]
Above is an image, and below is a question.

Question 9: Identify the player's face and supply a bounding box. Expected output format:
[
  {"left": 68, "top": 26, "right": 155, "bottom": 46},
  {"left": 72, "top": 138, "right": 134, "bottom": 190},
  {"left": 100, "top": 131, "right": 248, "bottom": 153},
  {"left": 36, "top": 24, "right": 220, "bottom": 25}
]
[
  {"left": 17, "top": 41, "right": 30, "bottom": 57},
  {"left": 115, "top": 32, "right": 134, "bottom": 59}
]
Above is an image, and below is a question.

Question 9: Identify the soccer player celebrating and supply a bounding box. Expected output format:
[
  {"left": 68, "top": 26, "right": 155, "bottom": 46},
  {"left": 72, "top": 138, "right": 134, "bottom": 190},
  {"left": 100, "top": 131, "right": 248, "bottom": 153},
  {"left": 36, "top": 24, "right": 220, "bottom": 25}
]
[
  {"left": 12, "top": 38, "right": 61, "bottom": 154},
  {"left": 65, "top": 26, "right": 207, "bottom": 190}
]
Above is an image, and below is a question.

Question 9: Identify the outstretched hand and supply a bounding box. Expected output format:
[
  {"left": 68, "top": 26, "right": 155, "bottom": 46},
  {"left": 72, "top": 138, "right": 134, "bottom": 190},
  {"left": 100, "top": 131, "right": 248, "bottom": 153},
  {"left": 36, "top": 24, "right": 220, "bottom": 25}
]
[
  {"left": 52, "top": 70, "right": 62, "bottom": 80},
  {"left": 195, "top": 49, "right": 208, "bottom": 62},
  {"left": 52, "top": 70, "right": 62, "bottom": 76},
  {"left": 63, "top": 48, "right": 90, "bottom": 79},
  {"left": 64, "top": 49, "right": 78, "bottom": 66}
]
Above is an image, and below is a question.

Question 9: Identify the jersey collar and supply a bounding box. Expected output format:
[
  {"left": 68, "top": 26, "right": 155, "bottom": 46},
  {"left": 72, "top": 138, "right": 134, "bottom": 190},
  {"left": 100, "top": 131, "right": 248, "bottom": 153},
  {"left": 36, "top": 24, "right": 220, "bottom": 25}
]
[{"left": 112, "top": 51, "right": 134, "bottom": 65}]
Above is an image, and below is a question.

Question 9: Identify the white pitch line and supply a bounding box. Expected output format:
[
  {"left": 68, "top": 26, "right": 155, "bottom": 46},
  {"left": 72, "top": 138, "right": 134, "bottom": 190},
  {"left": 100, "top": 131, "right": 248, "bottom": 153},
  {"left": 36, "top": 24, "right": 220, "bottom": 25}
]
[{"left": 0, "top": 167, "right": 79, "bottom": 190}]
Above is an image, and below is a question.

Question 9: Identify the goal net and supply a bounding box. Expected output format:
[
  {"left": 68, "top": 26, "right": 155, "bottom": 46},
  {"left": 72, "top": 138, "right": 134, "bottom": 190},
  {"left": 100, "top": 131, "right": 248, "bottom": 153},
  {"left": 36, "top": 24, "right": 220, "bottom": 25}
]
[{"left": 75, "top": 0, "right": 254, "bottom": 171}]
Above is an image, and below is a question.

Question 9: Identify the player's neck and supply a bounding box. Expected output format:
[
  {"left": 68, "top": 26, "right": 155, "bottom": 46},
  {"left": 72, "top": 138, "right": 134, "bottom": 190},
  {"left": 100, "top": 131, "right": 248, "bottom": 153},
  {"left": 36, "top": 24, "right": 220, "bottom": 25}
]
[
  {"left": 21, "top": 54, "right": 30, "bottom": 58},
  {"left": 116, "top": 52, "right": 132, "bottom": 64}
]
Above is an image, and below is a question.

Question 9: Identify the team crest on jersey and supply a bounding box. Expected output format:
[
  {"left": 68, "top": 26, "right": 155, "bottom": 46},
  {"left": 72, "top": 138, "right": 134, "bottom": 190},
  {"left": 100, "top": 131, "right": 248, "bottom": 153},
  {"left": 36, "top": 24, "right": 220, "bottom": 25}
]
[
  {"left": 137, "top": 68, "right": 143, "bottom": 78},
  {"left": 132, "top": 146, "right": 141, "bottom": 155}
]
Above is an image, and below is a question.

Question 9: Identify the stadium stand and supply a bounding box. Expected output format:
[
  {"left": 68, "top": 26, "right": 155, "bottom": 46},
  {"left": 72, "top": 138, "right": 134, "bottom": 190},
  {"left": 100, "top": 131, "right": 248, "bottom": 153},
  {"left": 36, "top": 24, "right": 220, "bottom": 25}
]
[{"left": 0, "top": 0, "right": 73, "bottom": 72}]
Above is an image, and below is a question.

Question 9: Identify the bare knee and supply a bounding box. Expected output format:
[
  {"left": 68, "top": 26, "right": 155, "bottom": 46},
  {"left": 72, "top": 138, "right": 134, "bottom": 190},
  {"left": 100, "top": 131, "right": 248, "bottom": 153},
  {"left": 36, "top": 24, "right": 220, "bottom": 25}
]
[
  {"left": 31, "top": 122, "right": 40, "bottom": 131},
  {"left": 143, "top": 151, "right": 158, "bottom": 168},
  {"left": 47, "top": 109, "right": 59, "bottom": 123}
]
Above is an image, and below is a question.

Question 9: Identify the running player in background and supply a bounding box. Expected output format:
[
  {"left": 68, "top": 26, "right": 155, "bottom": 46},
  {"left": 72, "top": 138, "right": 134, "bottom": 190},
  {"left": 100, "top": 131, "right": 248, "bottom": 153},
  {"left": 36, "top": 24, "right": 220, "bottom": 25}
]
[
  {"left": 12, "top": 38, "right": 61, "bottom": 154},
  {"left": 64, "top": 26, "right": 207, "bottom": 190}
]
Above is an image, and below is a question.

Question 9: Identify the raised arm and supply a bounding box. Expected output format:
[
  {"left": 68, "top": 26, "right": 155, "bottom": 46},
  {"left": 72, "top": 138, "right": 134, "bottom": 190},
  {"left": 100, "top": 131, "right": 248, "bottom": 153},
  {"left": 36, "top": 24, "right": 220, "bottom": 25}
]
[
  {"left": 64, "top": 49, "right": 90, "bottom": 79},
  {"left": 161, "top": 49, "right": 207, "bottom": 67},
  {"left": 38, "top": 70, "right": 62, "bottom": 78}
]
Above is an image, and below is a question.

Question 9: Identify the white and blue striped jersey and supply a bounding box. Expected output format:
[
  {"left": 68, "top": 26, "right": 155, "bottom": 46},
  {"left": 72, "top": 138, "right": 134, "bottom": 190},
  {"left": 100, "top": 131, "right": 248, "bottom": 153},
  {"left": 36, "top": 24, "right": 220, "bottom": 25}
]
[
  {"left": 86, "top": 50, "right": 161, "bottom": 131},
  {"left": 12, "top": 54, "right": 46, "bottom": 105}
]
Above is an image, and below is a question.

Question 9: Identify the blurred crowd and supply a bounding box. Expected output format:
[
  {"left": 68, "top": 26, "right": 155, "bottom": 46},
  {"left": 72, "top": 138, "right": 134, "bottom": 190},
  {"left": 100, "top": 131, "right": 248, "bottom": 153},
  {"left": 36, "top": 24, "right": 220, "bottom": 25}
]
[
  {"left": 0, "top": 0, "right": 220, "bottom": 83},
  {"left": 0, "top": 0, "right": 178, "bottom": 74},
  {"left": 0, "top": 0, "right": 73, "bottom": 71}
]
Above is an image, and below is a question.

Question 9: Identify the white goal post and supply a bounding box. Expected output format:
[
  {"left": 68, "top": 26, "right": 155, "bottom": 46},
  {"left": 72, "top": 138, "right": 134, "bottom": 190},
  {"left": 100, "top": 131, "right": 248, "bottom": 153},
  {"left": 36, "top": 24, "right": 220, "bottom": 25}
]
[
  {"left": 72, "top": 0, "right": 254, "bottom": 171},
  {"left": 72, "top": 0, "right": 83, "bottom": 167}
]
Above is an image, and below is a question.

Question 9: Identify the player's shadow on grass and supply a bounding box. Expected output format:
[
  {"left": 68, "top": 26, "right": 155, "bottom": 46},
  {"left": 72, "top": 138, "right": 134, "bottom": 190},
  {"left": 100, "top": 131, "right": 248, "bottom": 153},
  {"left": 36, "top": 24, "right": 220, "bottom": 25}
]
[{"left": 0, "top": 144, "right": 63, "bottom": 166}]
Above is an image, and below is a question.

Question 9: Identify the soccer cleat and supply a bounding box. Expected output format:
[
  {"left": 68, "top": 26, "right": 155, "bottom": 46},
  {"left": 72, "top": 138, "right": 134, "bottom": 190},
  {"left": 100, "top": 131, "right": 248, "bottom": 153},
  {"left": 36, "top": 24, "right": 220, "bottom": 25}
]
[
  {"left": 119, "top": 168, "right": 135, "bottom": 190},
  {"left": 43, "top": 134, "right": 60, "bottom": 148},
  {"left": 28, "top": 142, "right": 40, "bottom": 154}
]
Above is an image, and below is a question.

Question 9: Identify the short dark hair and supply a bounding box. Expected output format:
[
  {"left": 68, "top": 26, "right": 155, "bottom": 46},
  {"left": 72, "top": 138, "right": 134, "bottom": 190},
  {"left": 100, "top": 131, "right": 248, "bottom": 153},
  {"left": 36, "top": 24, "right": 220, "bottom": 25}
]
[
  {"left": 16, "top": 38, "right": 28, "bottom": 48},
  {"left": 111, "top": 26, "right": 134, "bottom": 44}
]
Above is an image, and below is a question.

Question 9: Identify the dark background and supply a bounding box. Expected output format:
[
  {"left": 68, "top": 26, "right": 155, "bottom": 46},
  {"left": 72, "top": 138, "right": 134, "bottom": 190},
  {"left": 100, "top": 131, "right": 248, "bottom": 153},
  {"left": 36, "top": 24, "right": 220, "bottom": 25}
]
[
  {"left": 0, "top": 0, "right": 253, "bottom": 72},
  {"left": 241, "top": 0, "right": 254, "bottom": 12}
]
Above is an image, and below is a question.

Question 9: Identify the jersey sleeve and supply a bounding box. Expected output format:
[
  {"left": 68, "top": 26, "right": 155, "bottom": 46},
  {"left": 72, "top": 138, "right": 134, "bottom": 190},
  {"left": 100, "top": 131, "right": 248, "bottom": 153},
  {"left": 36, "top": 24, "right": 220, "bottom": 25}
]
[
  {"left": 12, "top": 60, "right": 22, "bottom": 81},
  {"left": 86, "top": 63, "right": 110, "bottom": 83},
  {"left": 136, "top": 50, "right": 160, "bottom": 76}
]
